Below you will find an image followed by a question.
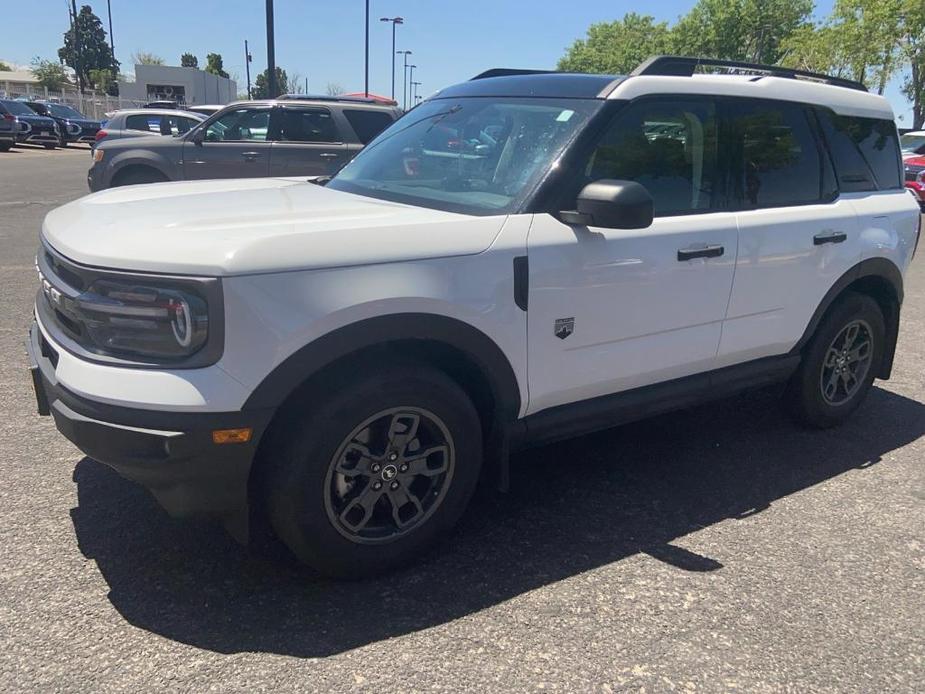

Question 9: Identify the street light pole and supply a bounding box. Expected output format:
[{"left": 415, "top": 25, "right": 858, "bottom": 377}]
[
  {"left": 106, "top": 0, "right": 115, "bottom": 63},
  {"left": 244, "top": 40, "right": 253, "bottom": 99},
  {"left": 397, "top": 50, "right": 412, "bottom": 110},
  {"left": 411, "top": 80, "right": 421, "bottom": 103},
  {"left": 380, "top": 16, "right": 404, "bottom": 101},
  {"left": 266, "top": 0, "right": 276, "bottom": 98},
  {"left": 408, "top": 64, "right": 417, "bottom": 109}
]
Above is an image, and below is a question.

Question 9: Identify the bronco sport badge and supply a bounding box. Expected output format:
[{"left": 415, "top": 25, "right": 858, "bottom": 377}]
[{"left": 554, "top": 317, "right": 574, "bottom": 340}]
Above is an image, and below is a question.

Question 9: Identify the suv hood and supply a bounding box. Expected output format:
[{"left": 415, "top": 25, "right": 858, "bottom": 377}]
[{"left": 42, "top": 178, "right": 508, "bottom": 276}]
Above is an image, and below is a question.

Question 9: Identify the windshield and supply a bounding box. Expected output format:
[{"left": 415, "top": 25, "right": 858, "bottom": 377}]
[
  {"left": 900, "top": 133, "right": 925, "bottom": 153},
  {"left": 48, "top": 104, "right": 85, "bottom": 119},
  {"left": 327, "top": 97, "right": 599, "bottom": 215},
  {"left": 1, "top": 100, "right": 39, "bottom": 116}
]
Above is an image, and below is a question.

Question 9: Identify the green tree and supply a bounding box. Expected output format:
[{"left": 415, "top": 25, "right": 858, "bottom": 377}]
[
  {"left": 671, "top": 0, "right": 814, "bottom": 65},
  {"left": 558, "top": 13, "right": 672, "bottom": 74},
  {"left": 205, "top": 53, "right": 229, "bottom": 78},
  {"left": 30, "top": 57, "right": 69, "bottom": 90},
  {"left": 88, "top": 67, "right": 118, "bottom": 95},
  {"left": 58, "top": 5, "right": 118, "bottom": 93},
  {"left": 180, "top": 52, "right": 198, "bottom": 68},
  {"left": 252, "top": 67, "right": 287, "bottom": 99},
  {"left": 0, "top": 61, "right": 12, "bottom": 71},
  {"left": 132, "top": 51, "right": 164, "bottom": 65},
  {"left": 898, "top": 0, "right": 925, "bottom": 127}
]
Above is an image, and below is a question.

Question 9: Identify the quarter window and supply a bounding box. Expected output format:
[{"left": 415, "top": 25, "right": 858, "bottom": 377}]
[
  {"left": 577, "top": 99, "right": 719, "bottom": 216},
  {"left": 727, "top": 101, "right": 824, "bottom": 208},
  {"left": 343, "top": 109, "right": 395, "bottom": 144},
  {"left": 818, "top": 111, "right": 902, "bottom": 191}
]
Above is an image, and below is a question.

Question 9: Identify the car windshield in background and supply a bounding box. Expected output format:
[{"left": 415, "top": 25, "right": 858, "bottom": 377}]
[
  {"left": 900, "top": 133, "right": 925, "bottom": 153},
  {"left": 1, "top": 100, "right": 39, "bottom": 116},
  {"left": 327, "top": 97, "right": 599, "bottom": 215},
  {"left": 47, "top": 104, "right": 85, "bottom": 119}
]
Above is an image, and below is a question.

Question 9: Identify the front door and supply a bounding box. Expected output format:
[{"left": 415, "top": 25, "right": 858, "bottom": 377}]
[
  {"left": 183, "top": 105, "right": 272, "bottom": 179},
  {"left": 527, "top": 96, "right": 737, "bottom": 415},
  {"left": 268, "top": 105, "right": 348, "bottom": 177}
]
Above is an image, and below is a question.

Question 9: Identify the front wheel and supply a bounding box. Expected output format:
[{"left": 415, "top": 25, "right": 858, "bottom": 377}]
[
  {"left": 43, "top": 143, "right": 56, "bottom": 150},
  {"left": 786, "top": 292, "right": 884, "bottom": 428},
  {"left": 263, "top": 363, "right": 483, "bottom": 577}
]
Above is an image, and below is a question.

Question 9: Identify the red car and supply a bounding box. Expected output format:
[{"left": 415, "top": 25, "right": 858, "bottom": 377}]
[{"left": 905, "top": 154, "right": 925, "bottom": 208}]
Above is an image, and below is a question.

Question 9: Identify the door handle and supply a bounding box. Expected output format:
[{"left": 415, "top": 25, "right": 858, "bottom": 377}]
[
  {"left": 813, "top": 230, "right": 847, "bottom": 245},
  {"left": 319, "top": 153, "right": 339, "bottom": 159},
  {"left": 677, "top": 245, "right": 724, "bottom": 261},
  {"left": 241, "top": 151, "right": 261, "bottom": 160}
]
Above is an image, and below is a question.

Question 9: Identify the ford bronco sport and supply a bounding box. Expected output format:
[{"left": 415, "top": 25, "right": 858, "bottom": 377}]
[{"left": 28, "top": 57, "right": 921, "bottom": 577}]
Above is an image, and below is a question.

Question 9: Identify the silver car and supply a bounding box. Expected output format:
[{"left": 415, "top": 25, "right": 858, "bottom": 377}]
[{"left": 95, "top": 109, "right": 205, "bottom": 146}]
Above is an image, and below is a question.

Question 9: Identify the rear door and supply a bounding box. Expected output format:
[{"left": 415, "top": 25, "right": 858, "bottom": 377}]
[
  {"left": 717, "top": 98, "right": 860, "bottom": 367},
  {"left": 182, "top": 104, "right": 272, "bottom": 180},
  {"left": 267, "top": 105, "right": 348, "bottom": 177}
]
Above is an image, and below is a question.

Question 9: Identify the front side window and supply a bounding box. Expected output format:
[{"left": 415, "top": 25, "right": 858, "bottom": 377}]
[
  {"left": 205, "top": 108, "right": 269, "bottom": 142},
  {"left": 276, "top": 108, "right": 340, "bottom": 143},
  {"left": 328, "top": 97, "right": 598, "bottom": 215},
  {"left": 574, "top": 99, "right": 719, "bottom": 216},
  {"left": 728, "top": 101, "right": 824, "bottom": 208}
]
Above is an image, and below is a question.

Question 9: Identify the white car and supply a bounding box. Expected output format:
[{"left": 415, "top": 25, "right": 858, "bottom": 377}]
[
  {"left": 900, "top": 130, "right": 925, "bottom": 159},
  {"left": 28, "top": 56, "right": 921, "bottom": 577}
]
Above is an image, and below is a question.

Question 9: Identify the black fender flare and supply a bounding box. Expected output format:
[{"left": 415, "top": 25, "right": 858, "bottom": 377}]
[
  {"left": 242, "top": 313, "right": 523, "bottom": 423},
  {"left": 108, "top": 152, "right": 173, "bottom": 184},
  {"left": 791, "top": 257, "right": 903, "bottom": 377}
]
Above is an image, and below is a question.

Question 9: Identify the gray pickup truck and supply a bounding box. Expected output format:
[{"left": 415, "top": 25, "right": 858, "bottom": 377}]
[{"left": 88, "top": 97, "right": 401, "bottom": 190}]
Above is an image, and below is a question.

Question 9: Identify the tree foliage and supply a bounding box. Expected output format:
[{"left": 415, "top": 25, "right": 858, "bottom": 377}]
[
  {"left": 205, "top": 53, "right": 229, "bottom": 78},
  {"left": 0, "top": 61, "right": 12, "bottom": 71},
  {"left": 671, "top": 0, "right": 813, "bottom": 65},
  {"left": 252, "top": 67, "right": 288, "bottom": 99},
  {"left": 58, "top": 5, "right": 118, "bottom": 92},
  {"left": 180, "top": 53, "right": 198, "bottom": 68},
  {"left": 132, "top": 51, "right": 164, "bottom": 65},
  {"left": 557, "top": 13, "right": 671, "bottom": 74},
  {"left": 30, "top": 57, "right": 69, "bottom": 90}
]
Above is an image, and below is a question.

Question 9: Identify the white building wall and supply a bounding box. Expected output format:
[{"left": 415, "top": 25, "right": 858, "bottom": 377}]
[{"left": 118, "top": 65, "right": 237, "bottom": 106}]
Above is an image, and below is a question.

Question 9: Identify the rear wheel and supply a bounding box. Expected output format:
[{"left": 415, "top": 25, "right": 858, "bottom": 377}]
[
  {"left": 263, "top": 363, "right": 482, "bottom": 578},
  {"left": 43, "top": 143, "right": 56, "bottom": 150},
  {"left": 786, "top": 292, "right": 884, "bottom": 428},
  {"left": 0, "top": 142, "right": 11, "bottom": 152}
]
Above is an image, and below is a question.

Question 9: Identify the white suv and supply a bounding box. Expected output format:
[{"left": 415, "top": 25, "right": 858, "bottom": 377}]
[{"left": 28, "top": 57, "right": 921, "bottom": 577}]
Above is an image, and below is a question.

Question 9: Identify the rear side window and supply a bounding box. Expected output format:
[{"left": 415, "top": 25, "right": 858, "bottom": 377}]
[
  {"left": 125, "top": 114, "right": 160, "bottom": 132},
  {"left": 818, "top": 111, "right": 902, "bottom": 191},
  {"left": 343, "top": 109, "right": 395, "bottom": 144},
  {"left": 727, "top": 100, "right": 824, "bottom": 209}
]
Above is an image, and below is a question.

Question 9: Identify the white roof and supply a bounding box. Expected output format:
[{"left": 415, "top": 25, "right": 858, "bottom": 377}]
[
  {"left": 0, "top": 70, "right": 40, "bottom": 83},
  {"left": 610, "top": 74, "right": 894, "bottom": 120}
]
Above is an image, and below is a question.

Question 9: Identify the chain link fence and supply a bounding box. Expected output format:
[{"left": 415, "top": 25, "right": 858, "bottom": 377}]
[{"left": 0, "top": 83, "right": 145, "bottom": 120}]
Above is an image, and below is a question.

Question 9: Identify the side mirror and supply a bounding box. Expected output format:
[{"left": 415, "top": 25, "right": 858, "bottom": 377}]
[
  {"left": 190, "top": 128, "right": 205, "bottom": 146},
  {"left": 559, "top": 179, "right": 654, "bottom": 229}
]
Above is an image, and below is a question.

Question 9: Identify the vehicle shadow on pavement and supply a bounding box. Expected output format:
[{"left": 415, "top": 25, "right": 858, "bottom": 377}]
[{"left": 70, "top": 385, "right": 925, "bottom": 657}]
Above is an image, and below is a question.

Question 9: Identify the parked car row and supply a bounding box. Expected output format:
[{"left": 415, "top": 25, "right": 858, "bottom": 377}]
[{"left": 88, "top": 96, "right": 401, "bottom": 190}]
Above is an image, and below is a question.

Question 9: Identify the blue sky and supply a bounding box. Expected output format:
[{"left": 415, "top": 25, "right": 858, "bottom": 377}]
[{"left": 3, "top": 0, "right": 914, "bottom": 121}]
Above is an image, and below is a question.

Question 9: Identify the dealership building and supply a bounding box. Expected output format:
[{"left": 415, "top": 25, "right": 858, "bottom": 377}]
[{"left": 118, "top": 64, "right": 237, "bottom": 106}]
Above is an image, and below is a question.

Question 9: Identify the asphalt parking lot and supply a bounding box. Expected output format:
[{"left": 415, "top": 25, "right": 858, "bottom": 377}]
[{"left": 1, "top": 148, "right": 923, "bottom": 692}]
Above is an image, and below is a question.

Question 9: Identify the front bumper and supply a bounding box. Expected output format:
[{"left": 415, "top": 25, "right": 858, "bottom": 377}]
[
  {"left": 905, "top": 181, "right": 925, "bottom": 207},
  {"left": 26, "top": 321, "right": 273, "bottom": 535}
]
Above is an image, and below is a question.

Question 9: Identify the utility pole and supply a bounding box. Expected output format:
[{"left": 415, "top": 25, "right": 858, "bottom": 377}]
[
  {"left": 244, "top": 40, "right": 253, "bottom": 99},
  {"left": 69, "top": 0, "right": 84, "bottom": 94},
  {"left": 266, "top": 0, "right": 277, "bottom": 98},
  {"left": 364, "top": 0, "right": 370, "bottom": 97},
  {"left": 380, "top": 17, "right": 404, "bottom": 102},
  {"left": 106, "top": 0, "right": 115, "bottom": 64}
]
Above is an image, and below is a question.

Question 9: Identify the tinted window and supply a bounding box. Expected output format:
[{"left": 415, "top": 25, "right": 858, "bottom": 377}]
[
  {"left": 205, "top": 108, "right": 269, "bottom": 142},
  {"left": 728, "top": 101, "right": 823, "bottom": 208},
  {"left": 819, "top": 112, "right": 901, "bottom": 190},
  {"left": 276, "top": 108, "right": 340, "bottom": 143},
  {"left": 0, "top": 100, "right": 38, "bottom": 116},
  {"left": 577, "top": 98, "right": 719, "bottom": 216},
  {"left": 125, "top": 114, "right": 162, "bottom": 132},
  {"left": 343, "top": 109, "right": 395, "bottom": 144}
]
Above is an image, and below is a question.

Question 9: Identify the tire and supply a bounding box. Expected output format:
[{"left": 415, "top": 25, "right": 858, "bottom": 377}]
[
  {"left": 0, "top": 142, "right": 11, "bottom": 152},
  {"left": 43, "top": 143, "right": 56, "bottom": 150},
  {"left": 59, "top": 138, "right": 68, "bottom": 148},
  {"left": 113, "top": 168, "right": 167, "bottom": 186},
  {"left": 263, "top": 362, "right": 483, "bottom": 578},
  {"left": 785, "top": 292, "right": 884, "bottom": 428}
]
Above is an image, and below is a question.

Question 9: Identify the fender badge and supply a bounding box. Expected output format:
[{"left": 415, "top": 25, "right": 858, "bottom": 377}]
[{"left": 554, "top": 317, "right": 574, "bottom": 340}]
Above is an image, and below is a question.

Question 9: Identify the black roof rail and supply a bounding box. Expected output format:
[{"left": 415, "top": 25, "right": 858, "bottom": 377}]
[
  {"left": 471, "top": 68, "right": 558, "bottom": 80},
  {"left": 631, "top": 55, "right": 868, "bottom": 93},
  {"left": 276, "top": 94, "right": 396, "bottom": 105}
]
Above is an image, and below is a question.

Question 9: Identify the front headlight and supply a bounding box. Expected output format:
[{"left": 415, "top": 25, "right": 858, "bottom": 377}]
[
  {"left": 93, "top": 148, "right": 104, "bottom": 162},
  {"left": 74, "top": 279, "right": 209, "bottom": 359}
]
